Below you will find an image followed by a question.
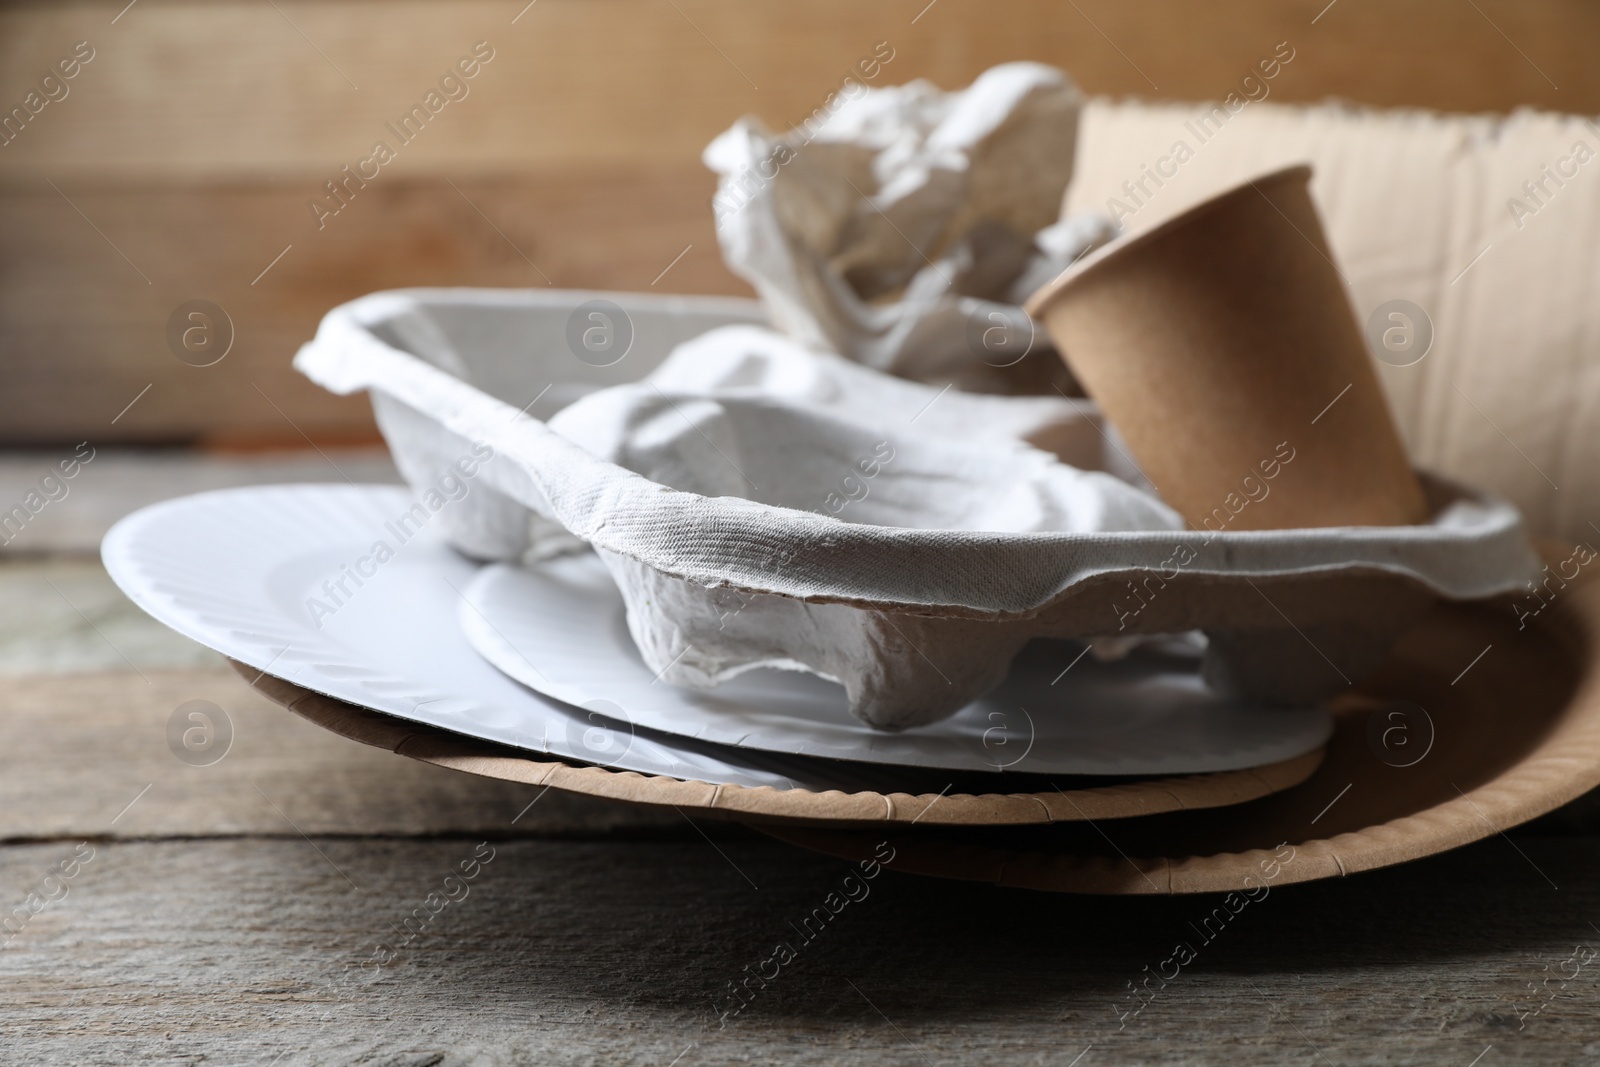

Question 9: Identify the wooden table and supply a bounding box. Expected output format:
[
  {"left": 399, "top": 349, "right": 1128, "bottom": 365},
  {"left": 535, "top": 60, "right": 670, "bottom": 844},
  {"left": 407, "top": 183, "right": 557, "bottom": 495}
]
[{"left": 4, "top": 556, "right": 1600, "bottom": 1065}]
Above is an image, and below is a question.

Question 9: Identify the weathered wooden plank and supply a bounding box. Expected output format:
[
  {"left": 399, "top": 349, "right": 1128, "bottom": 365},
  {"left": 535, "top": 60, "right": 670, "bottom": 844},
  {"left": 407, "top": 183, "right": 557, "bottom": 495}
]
[
  {"left": 0, "top": 558, "right": 227, "bottom": 671},
  {"left": 1, "top": 835, "right": 1597, "bottom": 1064},
  {"left": 0, "top": 451, "right": 400, "bottom": 556},
  {"left": 0, "top": 667, "right": 678, "bottom": 840},
  {"left": 0, "top": 172, "right": 738, "bottom": 445},
  {"left": 1, "top": 0, "right": 1591, "bottom": 182}
]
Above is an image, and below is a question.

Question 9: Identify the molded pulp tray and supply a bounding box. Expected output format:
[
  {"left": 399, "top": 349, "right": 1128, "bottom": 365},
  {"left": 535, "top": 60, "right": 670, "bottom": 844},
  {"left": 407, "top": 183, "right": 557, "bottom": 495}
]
[{"left": 292, "top": 288, "right": 1540, "bottom": 728}]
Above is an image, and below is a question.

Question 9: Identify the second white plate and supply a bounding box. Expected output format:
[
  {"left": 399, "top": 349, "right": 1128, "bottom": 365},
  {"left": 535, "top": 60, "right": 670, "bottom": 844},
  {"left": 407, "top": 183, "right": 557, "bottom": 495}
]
[{"left": 461, "top": 553, "right": 1333, "bottom": 775}]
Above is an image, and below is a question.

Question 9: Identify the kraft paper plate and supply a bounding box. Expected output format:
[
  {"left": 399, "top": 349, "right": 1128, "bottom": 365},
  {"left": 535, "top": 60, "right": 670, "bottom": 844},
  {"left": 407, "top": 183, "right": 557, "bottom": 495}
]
[
  {"left": 234, "top": 663, "right": 1324, "bottom": 827},
  {"left": 229, "top": 567, "right": 1600, "bottom": 869},
  {"left": 760, "top": 577, "right": 1600, "bottom": 892}
]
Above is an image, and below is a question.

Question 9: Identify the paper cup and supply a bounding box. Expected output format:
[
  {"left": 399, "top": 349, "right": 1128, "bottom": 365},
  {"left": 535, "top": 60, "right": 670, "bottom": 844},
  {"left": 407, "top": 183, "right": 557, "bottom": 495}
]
[{"left": 1025, "top": 164, "right": 1427, "bottom": 530}]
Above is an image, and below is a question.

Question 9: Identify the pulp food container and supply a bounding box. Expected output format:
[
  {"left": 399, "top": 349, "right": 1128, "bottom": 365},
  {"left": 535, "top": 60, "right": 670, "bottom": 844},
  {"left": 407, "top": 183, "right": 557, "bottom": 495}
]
[{"left": 294, "top": 288, "right": 1536, "bottom": 728}]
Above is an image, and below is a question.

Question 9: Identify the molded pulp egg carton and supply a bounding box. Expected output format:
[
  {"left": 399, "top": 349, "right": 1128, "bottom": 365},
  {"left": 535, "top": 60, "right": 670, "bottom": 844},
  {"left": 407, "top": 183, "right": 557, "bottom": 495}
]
[{"left": 295, "top": 288, "right": 1540, "bottom": 730}]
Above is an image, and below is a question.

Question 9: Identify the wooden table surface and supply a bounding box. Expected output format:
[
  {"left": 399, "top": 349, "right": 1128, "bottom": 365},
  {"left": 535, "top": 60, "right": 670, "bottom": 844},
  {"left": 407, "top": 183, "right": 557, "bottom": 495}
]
[{"left": 5, "top": 552, "right": 1600, "bottom": 1065}]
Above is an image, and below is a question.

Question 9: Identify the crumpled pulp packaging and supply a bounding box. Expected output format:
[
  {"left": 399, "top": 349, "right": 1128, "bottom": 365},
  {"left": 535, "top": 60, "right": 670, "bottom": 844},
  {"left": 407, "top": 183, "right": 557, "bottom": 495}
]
[{"left": 703, "top": 61, "right": 1116, "bottom": 396}]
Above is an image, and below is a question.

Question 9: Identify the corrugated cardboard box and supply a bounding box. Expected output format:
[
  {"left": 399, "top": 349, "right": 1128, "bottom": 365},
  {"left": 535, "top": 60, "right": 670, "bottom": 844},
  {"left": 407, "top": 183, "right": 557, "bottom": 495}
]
[{"left": 1065, "top": 98, "right": 1600, "bottom": 544}]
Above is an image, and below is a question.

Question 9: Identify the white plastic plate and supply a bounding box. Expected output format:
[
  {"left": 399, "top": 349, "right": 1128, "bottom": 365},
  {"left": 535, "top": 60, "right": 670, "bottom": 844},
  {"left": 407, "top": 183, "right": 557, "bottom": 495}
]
[{"left": 460, "top": 553, "right": 1333, "bottom": 775}]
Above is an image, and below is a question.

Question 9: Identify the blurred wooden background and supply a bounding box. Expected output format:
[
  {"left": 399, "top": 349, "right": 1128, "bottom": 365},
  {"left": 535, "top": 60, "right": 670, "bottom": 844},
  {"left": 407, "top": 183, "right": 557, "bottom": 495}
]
[{"left": 2, "top": 0, "right": 1596, "bottom": 446}]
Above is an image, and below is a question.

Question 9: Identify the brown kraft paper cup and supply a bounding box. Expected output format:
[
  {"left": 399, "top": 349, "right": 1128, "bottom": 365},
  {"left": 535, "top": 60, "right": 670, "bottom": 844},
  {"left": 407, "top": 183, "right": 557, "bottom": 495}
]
[{"left": 1025, "top": 164, "right": 1428, "bottom": 530}]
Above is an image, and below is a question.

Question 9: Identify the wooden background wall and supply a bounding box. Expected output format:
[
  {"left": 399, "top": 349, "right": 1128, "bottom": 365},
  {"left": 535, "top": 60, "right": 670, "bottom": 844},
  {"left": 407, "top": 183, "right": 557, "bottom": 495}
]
[{"left": 3, "top": 0, "right": 1596, "bottom": 446}]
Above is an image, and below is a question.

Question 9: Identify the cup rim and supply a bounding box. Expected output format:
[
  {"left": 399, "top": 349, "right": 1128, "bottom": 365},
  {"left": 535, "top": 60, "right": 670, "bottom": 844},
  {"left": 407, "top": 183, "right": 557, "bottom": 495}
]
[{"left": 1023, "top": 162, "right": 1315, "bottom": 319}]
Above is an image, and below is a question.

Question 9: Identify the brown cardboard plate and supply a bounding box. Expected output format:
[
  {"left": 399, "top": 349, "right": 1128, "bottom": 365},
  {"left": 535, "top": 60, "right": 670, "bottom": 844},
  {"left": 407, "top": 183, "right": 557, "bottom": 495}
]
[
  {"left": 758, "top": 582, "right": 1600, "bottom": 892},
  {"left": 232, "top": 663, "right": 1323, "bottom": 828}
]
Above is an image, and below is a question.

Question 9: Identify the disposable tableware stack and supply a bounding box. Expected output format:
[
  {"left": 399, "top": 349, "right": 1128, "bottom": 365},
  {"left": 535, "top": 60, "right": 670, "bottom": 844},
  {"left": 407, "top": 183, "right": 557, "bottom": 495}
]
[{"left": 105, "top": 65, "right": 1600, "bottom": 894}]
